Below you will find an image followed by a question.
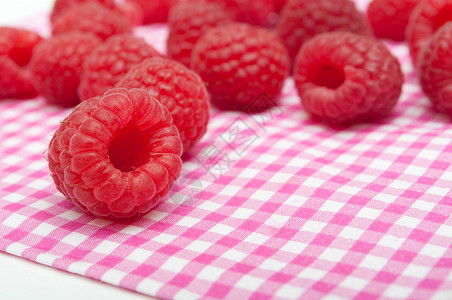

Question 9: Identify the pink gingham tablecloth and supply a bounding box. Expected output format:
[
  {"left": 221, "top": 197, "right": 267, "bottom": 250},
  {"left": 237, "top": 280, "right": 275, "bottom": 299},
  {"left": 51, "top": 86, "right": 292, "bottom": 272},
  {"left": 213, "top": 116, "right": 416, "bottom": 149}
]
[{"left": 1, "top": 4, "right": 452, "bottom": 300}]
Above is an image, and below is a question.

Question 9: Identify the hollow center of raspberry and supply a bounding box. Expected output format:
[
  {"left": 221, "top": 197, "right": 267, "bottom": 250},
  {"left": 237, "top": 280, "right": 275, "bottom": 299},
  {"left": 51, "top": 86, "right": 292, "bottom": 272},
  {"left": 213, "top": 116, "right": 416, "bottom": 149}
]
[
  {"left": 433, "top": 6, "right": 452, "bottom": 31},
  {"left": 108, "top": 125, "right": 151, "bottom": 172},
  {"left": 308, "top": 63, "right": 345, "bottom": 89}
]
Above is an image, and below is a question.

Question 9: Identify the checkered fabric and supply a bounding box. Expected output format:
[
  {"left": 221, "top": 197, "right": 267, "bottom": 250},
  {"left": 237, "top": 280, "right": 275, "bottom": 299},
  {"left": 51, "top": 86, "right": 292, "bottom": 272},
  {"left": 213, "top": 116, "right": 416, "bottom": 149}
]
[{"left": 1, "top": 2, "right": 452, "bottom": 299}]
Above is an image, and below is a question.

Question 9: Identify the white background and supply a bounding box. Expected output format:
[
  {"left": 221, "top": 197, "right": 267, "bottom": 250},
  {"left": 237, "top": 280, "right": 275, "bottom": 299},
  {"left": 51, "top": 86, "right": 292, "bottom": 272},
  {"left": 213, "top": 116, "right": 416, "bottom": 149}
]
[{"left": 0, "top": 1, "right": 150, "bottom": 299}]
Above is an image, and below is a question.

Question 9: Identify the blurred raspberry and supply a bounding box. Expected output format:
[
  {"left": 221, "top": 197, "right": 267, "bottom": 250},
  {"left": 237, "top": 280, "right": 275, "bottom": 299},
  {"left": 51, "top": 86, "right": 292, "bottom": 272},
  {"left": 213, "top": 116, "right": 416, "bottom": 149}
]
[
  {"left": 167, "top": 1, "right": 233, "bottom": 67},
  {"left": 52, "top": 2, "right": 133, "bottom": 41},
  {"left": 117, "top": 57, "right": 210, "bottom": 152},
  {"left": 367, "top": 0, "right": 419, "bottom": 41},
  {"left": 79, "top": 34, "right": 161, "bottom": 100},
  {"left": 0, "top": 27, "right": 42, "bottom": 100},
  {"left": 48, "top": 88, "right": 183, "bottom": 219},
  {"left": 419, "top": 22, "right": 452, "bottom": 115},
  {"left": 407, "top": 0, "right": 452, "bottom": 67},
  {"left": 50, "top": 0, "right": 118, "bottom": 22},
  {"left": 294, "top": 32, "right": 403, "bottom": 124},
  {"left": 30, "top": 32, "right": 102, "bottom": 107},
  {"left": 277, "top": 0, "right": 373, "bottom": 66},
  {"left": 191, "top": 23, "right": 289, "bottom": 111}
]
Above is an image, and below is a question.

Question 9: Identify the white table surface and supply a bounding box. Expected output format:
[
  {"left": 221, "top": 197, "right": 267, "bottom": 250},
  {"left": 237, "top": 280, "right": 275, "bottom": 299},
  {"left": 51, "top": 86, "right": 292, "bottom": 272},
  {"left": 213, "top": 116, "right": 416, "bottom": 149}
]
[{"left": 0, "top": 1, "right": 151, "bottom": 299}]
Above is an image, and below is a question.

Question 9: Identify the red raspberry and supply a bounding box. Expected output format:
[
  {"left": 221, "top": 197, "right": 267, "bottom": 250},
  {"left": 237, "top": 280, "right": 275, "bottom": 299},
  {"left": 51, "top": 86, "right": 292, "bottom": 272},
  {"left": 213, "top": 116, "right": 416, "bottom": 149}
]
[
  {"left": 167, "top": 1, "right": 233, "bottom": 67},
  {"left": 0, "top": 27, "right": 42, "bottom": 100},
  {"left": 30, "top": 32, "right": 102, "bottom": 107},
  {"left": 52, "top": 2, "right": 133, "bottom": 41},
  {"left": 0, "top": 57, "right": 37, "bottom": 100},
  {"left": 190, "top": 23, "right": 289, "bottom": 111},
  {"left": 407, "top": 0, "right": 452, "bottom": 67},
  {"left": 367, "top": 0, "right": 419, "bottom": 41},
  {"left": 79, "top": 34, "right": 161, "bottom": 101},
  {"left": 0, "top": 27, "right": 43, "bottom": 66},
  {"left": 117, "top": 57, "right": 210, "bottom": 152},
  {"left": 207, "top": 0, "right": 275, "bottom": 27},
  {"left": 294, "top": 32, "right": 403, "bottom": 124},
  {"left": 125, "top": 0, "right": 175, "bottom": 24},
  {"left": 277, "top": 0, "right": 373, "bottom": 66},
  {"left": 48, "top": 88, "right": 183, "bottom": 219},
  {"left": 419, "top": 22, "right": 452, "bottom": 115},
  {"left": 50, "top": 0, "right": 118, "bottom": 22}
]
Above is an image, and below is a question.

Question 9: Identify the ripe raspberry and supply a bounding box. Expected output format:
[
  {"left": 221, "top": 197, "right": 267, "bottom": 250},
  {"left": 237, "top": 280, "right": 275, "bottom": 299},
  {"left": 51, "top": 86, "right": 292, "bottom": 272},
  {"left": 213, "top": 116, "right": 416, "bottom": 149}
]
[
  {"left": 419, "top": 22, "right": 452, "bottom": 115},
  {"left": 52, "top": 2, "right": 133, "bottom": 41},
  {"left": 117, "top": 57, "right": 210, "bottom": 152},
  {"left": 0, "top": 57, "right": 37, "bottom": 100},
  {"left": 30, "top": 32, "right": 102, "bottom": 107},
  {"left": 407, "top": 0, "right": 452, "bottom": 67},
  {"left": 48, "top": 88, "right": 183, "bottom": 219},
  {"left": 125, "top": 0, "right": 175, "bottom": 24},
  {"left": 367, "top": 0, "right": 419, "bottom": 41},
  {"left": 277, "top": 0, "right": 373, "bottom": 65},
  {"left": 167, "top": 1, "right": 233, "bottom": 67},
  {"left": 50, "top": 0, "right": 118, "bottom": 22},
  {"left": 0, "top": 27, "right": 42, "bottom": 100},
  {"left": 207, "top": 0, "right": 275, "bottom": 27},
  {"left": 294, "top": 32, "right": 403, "bottom": 124},
  {"left": 79, "top": 34, "right": 161, "bottom": 101},
  {"left": 191, "top": 23, "right": 289, "bottom": 111},
  {"left": 0, "top": 27, "right": 43, "bottom": 66}
]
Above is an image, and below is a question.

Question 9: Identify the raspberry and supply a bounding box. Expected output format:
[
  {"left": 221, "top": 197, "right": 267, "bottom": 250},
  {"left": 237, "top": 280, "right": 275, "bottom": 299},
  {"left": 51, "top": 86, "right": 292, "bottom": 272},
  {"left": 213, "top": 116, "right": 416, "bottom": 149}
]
[
  {"left": 277, "top": 0, "right": 373, "bottom": 66},
  {"left": 48, "top": 88, "right": 183, "bottom": 219},
  {"left": 407, "top": 0, "right": 452, "bottom": 67},
  {"left": 190, "top": 23, "right": 289, "bottom": 111},
  {"left": 50, "top": 0, "right": 118, "bottom": 22},
  {"left": 207, "top": 0, "right": 275, "bottom": 27},
  {"left": 167, "top": 1, "right": 233, "bottom": 67},
  {"left": 125, "top": 0, "right": 175, "bottom": 24},
  {"left": 367, "top": 0, "right": 419, "bottom": 41},
  {"left": 52, "top": 2, "right": 133, "bottom": 41},
  {"left": 30, "top": 32, "right": 102, "bottom": 107},
  {"left": 117, "top": 57, "right": 210, "bottom": 152},
  {"left": 0, "top": 27, "right": 42, "bottom": 100},
  {"left": 79, "top": 34, "right": 161, "bottom": 101},
  {"left": 419, "top": 22, "right": 452, "bottom": 115},
  {"left": 0, "top": 27, "right": 43, "bottom": 66},
  {"left": 0, "top": 57, "right": 37, "bottom": 100},
  {"left": 294, "top": 32, "right": 403, "bottom": 124}
]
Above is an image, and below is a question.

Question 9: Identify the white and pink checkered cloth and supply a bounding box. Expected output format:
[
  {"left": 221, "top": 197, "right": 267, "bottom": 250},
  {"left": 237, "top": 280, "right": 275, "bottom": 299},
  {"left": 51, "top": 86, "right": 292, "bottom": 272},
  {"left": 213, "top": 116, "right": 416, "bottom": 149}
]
[{"left": 1, "top": 2, "right": 452, "bottom": 299}]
